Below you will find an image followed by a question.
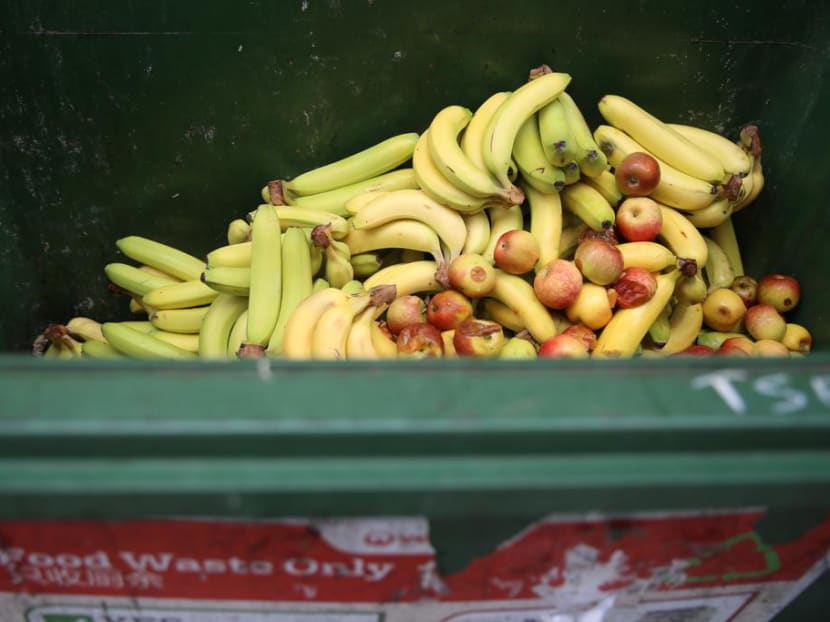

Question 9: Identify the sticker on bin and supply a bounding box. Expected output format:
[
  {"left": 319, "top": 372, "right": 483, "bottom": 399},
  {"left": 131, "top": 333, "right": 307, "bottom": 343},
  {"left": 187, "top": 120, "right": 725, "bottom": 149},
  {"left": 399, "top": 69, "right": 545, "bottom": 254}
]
[{"left": 25, "top": 605, "right": 380, "bottom": 622}]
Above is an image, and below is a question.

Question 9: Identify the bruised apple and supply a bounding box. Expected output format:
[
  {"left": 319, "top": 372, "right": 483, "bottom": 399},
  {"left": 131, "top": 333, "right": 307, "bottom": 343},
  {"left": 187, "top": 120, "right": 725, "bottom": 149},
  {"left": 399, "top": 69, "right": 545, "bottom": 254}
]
[
  {"left": 447, "top": 254, "right": 496, "bottom": 298},
  {"left": 426, "top": 289, "right": 473, "bottom": 330},
  {"left": 396, "top": 322, "right": 444, "bottom": 358},
  {"left": 453, "top": 318, "right": 505, "bottom": 358},
  {"left": 612, "top": 267, "right": 657, "bottom": 308},
  {"left": 385, "top": 295, "right": 426, "bottom": 335},
  {"left": 538, "top": 333, "right": 589, "bottom": 359}
]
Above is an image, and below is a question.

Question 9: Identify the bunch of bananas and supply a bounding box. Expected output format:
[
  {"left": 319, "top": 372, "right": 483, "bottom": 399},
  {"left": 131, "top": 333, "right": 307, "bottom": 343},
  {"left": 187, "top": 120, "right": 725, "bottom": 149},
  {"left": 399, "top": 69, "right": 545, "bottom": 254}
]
[{"left": 35, "top": 64, "right": 811, "bottom": 361}]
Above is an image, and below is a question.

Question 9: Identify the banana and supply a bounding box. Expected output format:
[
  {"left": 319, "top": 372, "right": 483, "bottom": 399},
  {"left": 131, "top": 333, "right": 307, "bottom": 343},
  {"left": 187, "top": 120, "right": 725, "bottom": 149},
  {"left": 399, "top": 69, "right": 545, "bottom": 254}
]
[
  {"left": 350, "top": 252, "right": 384, "bottom": 278},
  {"left": 428, "top": 105, "right": 520, "bottom": 204},
  {"left": 371, "top": 319, "right": 399, "bottom": 358},
  {"left": 81, "top": 339, "right": 122, "bottom": 358},
  {"left": 703, "top": 236, "right": 735, "bottom": 291},
  {"left": 346, "top": 304, "right": 386, "bottom": 360},
  {"left": 483, "top": 68, "right": 572, "bottom": 192},
  {"left": 264, "top": 227, "right": 314, "bottom": 354},
  {"left": 139, "top": 264, "right": 181, "bottom": 281},
  {"left": 207, "top": 241, "right": 252, "bottom": 268},
  {"left": 682, "top": 196, "right": 732, "bottom": 228},
  {"left": 150, "top": 330, "right": 201, "bottom": 354},
  {"left": 105, "top": 263, "right": 179, "bottom": 297},
  {"left": 198, "top": 293, "right": 248, "bottom": 359},
  {"left": 489, "top": 269, "right": 557, "bottom": 343},
  {"left": 482, "top": 204, "right": 524, "bottom": 264},
  {"left": 142, "top": 279, "right": 219, "bottom": 310},
  {"left": 480, "top": 297, "right": 525, "bottom": 333},
  {"left": 593, "top": 270, "right": 682, "bottom": 357},
  {"left": 102, "top": 322, "right": 197, "bottom": 359},
  {"left": 583, "top": 168, "right": 623, "bottom": 207},
  {"left": 399, "top": 249, "right": 425, "bottom": 263},
  {"left": 119, "top": 320, "right": 155, "bottom": 333},
  {"left": 560, "top": 161, "right": 581, "bottom": 186},
  {"left": 598, "top": 95, "right": 725, "bottom": 183},
  {"left": 413, "top": 129, "right": 493, "bottom": 213},
  {"left": 709, "top": 216, "right": 744, "bottom": 276},
  {"left": 349, "top": 189, "right": 468, "bottom": 261},
  {"left": 647, "top": 305, "right": 672, "bottom": 348},
  {"left": 733, "top": 157, "right": 764, "bottom": 213},
  {"left": 343, "top": 218, "right": 445, "bottom": 265},
  {"left": 462, "top": 210, "right": 491, "bottom": 256},
  {"left": 129, "top": 296, "right": 148, "bottom": 314},
  {"left": 227, "top": 218, "right": 251, "bottom": 245},
  {"left": 310, "top": 238, "right": 324, "bottom": 276},
  {"left": 227, "top": 309, "right": 249, "bottom": 359},
  {"left": 247, "top": 205, "right": 350, "bottom": 240},
  {"left": 344, "top": 190, "right": 389, "bottom": 215},
  {"left": 675, "top": 272, "right": 708, "bottom": 305},
  {"left": 312, "top": 277, "right": 330, "bottom": 293},
  {"left": 461, "top": 91, "right": 512, "bottom": 172},
  {"left": 311, "top": 288, "right": 396, "bottom": 360},
  {"left": 512, "top": 113, "right": 566, "bottom": 193},
  {"left": 287, "top": 168, "right": 419, "bottom": 216},
  {"left": 558, "top": 223, "right": 589, "bottom": 259},
  {"left": 324, "top": 237, "right": 354, "bottom": 289},
  {"left": 617, "top": 241, "right": 678, "bottom": 272},
  {"left": 282, "top": 287, "right": 349, "bottom": 359},
  {"left": 523, "top": 181, "right": 563, "bottom": 270},
  {"left": 363, "top": 260, "right": 445, "bottom": 297},
  {"left": 40, "top": 324, "right": 84, "bottom": 358},
  {"left": 658, "top": 302, "right": 704, "bottom": 355},
  {"left": 116, "top": 236, "right": 206, "bottom": 281},
  {"left": 245, "top": 204, "right": 282, "bottom": 349},
  {"left": 202, "top": 266, "right": 251, "bottom": 297},
  {"left": 66, "top": 317, "right": 106, "bottom": 343},
  {"left": 537, "top": 96, "right": 575, "bottom": 167},
  {"left": 560, "top": 181, "right": 616, "bottom": 231},
  {"left": 149, "top": 306, "right": 210, "bottom": 333},
  {"left": 282, "top": 132, "right": 419, "bottom": 197},
  {"left": 594, "top": 125, "right": 720, "bottom": 211},
  {"left": 559, "top": 91, "right": 607, "bottom": 178},
  {"left": 667, "top": 123, "right": 752, "bottom": 178},
  {"left": 658, "top": 205, "right": 708, "bottom": 269}
]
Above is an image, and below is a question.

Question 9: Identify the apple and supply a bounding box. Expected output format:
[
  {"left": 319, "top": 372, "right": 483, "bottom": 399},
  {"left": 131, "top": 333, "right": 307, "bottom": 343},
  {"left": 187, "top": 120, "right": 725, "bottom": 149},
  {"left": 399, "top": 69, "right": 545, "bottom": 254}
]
[
  {"left": 396, "top": 322, "right": 444, "bottom": 358},
  {"left": 426, "top": 289, "right": 474, "bottom": 330},
  {"left": 499, "top": 335, "right": 538, "bottom": 359},
  {"left": 743, "top": 303, "right": 786, "bottom": 341},
  {"left": 574, "top": 237, "right": 624, "bottom": 286},
  {"left": 447, "top": 253, "right": 497, "bottom": 298},
  {"left": 533, "top": 259, "right": 583, "bottom": 310},
  {"left": 702, "top": 287, "right": 747, "bottom": 332},
  {"left": 757, "top": 273, "right": 801, "bottom": 313},
  {"left": 718, "top": 336, "right": 754, "bottom": 356},
  {"left": 730, "top": 275, "right": 758, "bottom": 308},
  {"left": 781, "top": 323, "right": 812, "bottom": 354},
  {"left": 612, "top": 267, "right": 657, "bottom": 308},
  {"left": 453, "top": 318, "right": 505, "bottom": 358},
  {"left": 538, "top": 333, "right": 589, "bottom": 359},
  {"left": 493, "top": 229, "right": 540, "bottom": 275},
  {"left": 562, "top": 323, "right": 598, "bottom": 352},
  {"left": 753, "top": 338, "right": 791, "bottom": 357},
  {"left": 674, "top": 344, "right": 716, "bottom": 356},
  {"left": 565, "top": 283, "right": 615, "bottom": 330},
  {"left": 615, "top": 152, "right": 661, "bottom": 196},
  {"left": 615, "top": 197, "right": 663, "bottom": 242},
  {"left": 385, "top": 295, "right": 427, "bottom": 335}
]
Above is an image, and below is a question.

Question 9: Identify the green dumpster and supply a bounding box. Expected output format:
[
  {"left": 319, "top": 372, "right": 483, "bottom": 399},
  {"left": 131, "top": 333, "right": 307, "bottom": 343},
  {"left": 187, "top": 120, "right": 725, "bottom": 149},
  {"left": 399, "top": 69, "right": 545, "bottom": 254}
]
[{"left": 1, "top": 1, "right": 829, "bottom": 620}]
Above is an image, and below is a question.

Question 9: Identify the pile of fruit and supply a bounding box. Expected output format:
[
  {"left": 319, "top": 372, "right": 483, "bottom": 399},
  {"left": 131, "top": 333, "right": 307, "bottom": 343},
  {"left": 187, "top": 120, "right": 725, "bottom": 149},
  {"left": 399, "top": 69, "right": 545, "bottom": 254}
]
[{"left": 35, "top": 64, "right": 812, "bottom": 360}]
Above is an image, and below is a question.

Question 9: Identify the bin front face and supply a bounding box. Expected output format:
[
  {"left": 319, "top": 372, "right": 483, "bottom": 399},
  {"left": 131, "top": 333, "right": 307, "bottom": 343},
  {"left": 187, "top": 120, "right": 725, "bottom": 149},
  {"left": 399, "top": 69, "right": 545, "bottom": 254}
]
[{"left": 1, "top": 0, "right": 829, "bottom": 351}]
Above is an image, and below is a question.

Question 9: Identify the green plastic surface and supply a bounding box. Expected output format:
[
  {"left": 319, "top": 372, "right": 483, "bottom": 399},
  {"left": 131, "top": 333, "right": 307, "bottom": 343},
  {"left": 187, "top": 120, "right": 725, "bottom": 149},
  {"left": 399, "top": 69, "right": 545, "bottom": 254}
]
[{"left": 1, "top": 1, "right": 830, "bottom": 618}]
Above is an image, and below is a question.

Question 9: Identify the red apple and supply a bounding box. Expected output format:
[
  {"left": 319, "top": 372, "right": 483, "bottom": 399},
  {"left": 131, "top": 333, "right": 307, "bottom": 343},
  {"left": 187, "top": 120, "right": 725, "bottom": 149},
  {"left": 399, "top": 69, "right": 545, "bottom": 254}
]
[
  {"left": 538, "top": 333, "right": 589, "bottom": 358},
  {"left": 612, "top": 267, "right": 657, "bottom": 308},
  {"left": 533, "top": 259, "right": 583, "bottom": 310},
  {"left": 447, "top": 254, "right": 496, "bottom": 298},
  {"left": 674, "top": 344, "right": 716, "bottom": 356},
  {"left": 493, "top": 229, "right": 540, "bottom": 275},
  {"left": 615, "top": 197, "right": 663, "bottom": 242},
  {"left": 426, "top": 289, "right": 474, "bottom": 330},
  {"left": 385, "top": 295, "right": 426, "bottom": 335},
  {"left": 753, "top": 338, "right": 790, "bottom": 357},
  {"left": 396, "top": 322, "right": 444, "bottom": 358},
  {"left": 730, "top": 275, "right": 758, "bottom": 308},
  {"left": 562, "top": 324, "right": 598, "bottom": 352},
  {"left": 718, "top": 336, "right": 754, "bottom": 356},
  {"left": 574, "top": 237, "right": 624, "bottom": 286},
  {"left": 744, "top": 303, "right": 786, "bottom": 342},
  {"left": 615, "top": 152, "right": 661, "bottom": 196},
  {"left": 757, "top": 273, "right": 801, "bottom": 313},
  {"left": 453, "top": 318, "right": 505, "bottom": 357}
]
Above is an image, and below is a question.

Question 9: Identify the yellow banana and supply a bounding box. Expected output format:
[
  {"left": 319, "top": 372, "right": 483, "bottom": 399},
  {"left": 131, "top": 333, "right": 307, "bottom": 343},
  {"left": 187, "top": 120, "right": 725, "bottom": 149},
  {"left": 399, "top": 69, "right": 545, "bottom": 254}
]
[
  {"left": 413, "top": 129, "right": 492, "bottom": 213},
  {"left": 523, "top": 181, "right": 563, "bottom": 270},
  {"left": 323, "top": 237, "right": 354, "bottom": 289},
  {"left": 207, "top": 241, "right": 252, "bottom": 268},
  {"left": 343, "top": 218, "right": 445, "bottom": 265},
  {"left": 247, "top": 205, "right": 350, "bottom": 240},
  {"left": 66, "top": 316, "right": 106, "bottom": 343},
  {"left": 617, "top": 241, "right": 677, "bottom": 272},
  {"left": 598, "top": 95, "right": 725, "bottom": 183},
  {"left": 461, "top": 91, "right": 512, "bottom": 172},
  {"left": 560, "top": 181, "right": 616, "bottom": 231},
  {"left": 198, "top": 294, "right": 249, "bottom": 359},
  {"left": 350, "top": 252, "right": 384, "bottom": 278},
  {"left": 490, "top": 269, "right": 557, "bottom": 343},
  {"left": 227, "top": 218, "right": 251, "bottom": 245},
  {"left": 709, "top": 216, "right": 744, "bottom": 276},
  {"left": 149, "top": 306, "right": 210, "bottom": 334},
  {"left": 105, "top": 263, "right": 178, "bottom": 297},
  {"left": 559, "top": 91, "right": 607, "bottom": 178},
  {"left": 512, "top": 113, "right": 566, "bottom": 193},
  {"left": 139, "top": 264, "right": 181, "bottom": 281},
  {"left": 283, "top": 132, "right": 418, "bottom": 196},
  {"left": 647, "top": 305, "right": 672, "bottom": 348},
  {"left": 482, "top": 204, "right": 524, "bottom": 264},
  {"left": 116, "top": 236, "right": 206, "bottom": 281},
  {"left": 312, "top": 277, "right": 330, "bottom": 293},
  {"left": 582, "top": 168, "right": 623, "bottom": 207},
  {"left": 119, "top": 320, "right": 155, "bottom": 333},
  {"left": 363, "top": 260, "right": 444, "bottom": 297},
  {"left": 658, "top": 302, "right": 704, "bottom": 355},
  {"left": 349, "top": 189, "right": 468, "bottom": 261},
  {"left": 682, "top": 196, "right": 732, "bottom": 228},
  {"left": 267, "top": 226, "right": 314, "bottom": 355},
  {"left": 371, "top": 319, "right": 399, "bottom": 358},
  {"left": 594, "top": 125, "right": 720, "bottom": 211},
  {"left": 675, "top": 272, "right": 708, "bottom": 305},
  {"left": 537, "top": 96, "right": 575, "bottom": 167},
  {"left": 703, "top": 236, "right": 735, "bottom": 291},
  {"left": 462, "top": 210, "right": 491, "bottom": 256},
  {"left": 658, "top": 205, "right": 708, "bottom": 269},
  {"left": 129, "top": 296, "right": 147, "bottom": 315},
  {"left": 287, "top": 168, "right": 419, "bottom": 216},
  {"left": 733, "top": 157, "right": 764, "bottom": 213},
  {"left": 667, "top": 123, "right": 752, "bottom": 178},
  {"left": 311, "top": 291, "right": 378, "bottom": 360},
  {"left": 227, "top": 309, "right": 249, "bottom": 359},
  {"left": 81, "top": 339, "right": 122, "bottom": 358},
  {"left": 593, "top": 270, "right": 682, "bottom": 357},
  {"left": 245, "top": 205, "right": 282, "bottom": 349},
  {"left": 150, "top": 330, "right": 201, "bottom": 354},
  {"left": 102, "top": 322, "right": 196, "bottom": 359},
  {"left": 480, "top": 297, "right": 525, "bottom": 333},
  {"left": 142, "top": 279, "right": 219, "bottom": 310},
  {"left": 201, "top": 266, "right": 251, "bottom": 297},
  {"left": 344, "top": 190, "right": 390, "bottom": 215},
  {"left": 483, "top": 68, "right": 572, "bottom": 192},
  {"left": 282, "top": 287, "right": 349, "bottom": 359},
  {"left": 346, "top": 301, "right": 390, "bottom": 360}
]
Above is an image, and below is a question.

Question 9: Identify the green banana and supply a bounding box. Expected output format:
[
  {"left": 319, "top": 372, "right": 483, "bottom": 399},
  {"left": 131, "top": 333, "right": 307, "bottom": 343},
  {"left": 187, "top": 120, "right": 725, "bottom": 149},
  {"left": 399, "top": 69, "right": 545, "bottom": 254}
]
[
  {"left": 202, "top": 266, "right": 251, "bottom": 297},
  {"left": 267, "top": 226, "right": 314, "bottom": 356},
  {"left": 287, "top": 168, "right": 419, "bottom": 216},
  {"left": 102, "top": 322, "right": 197, "bottom": 359},
  {"left": 199, "top": 294, "right": 248, "bottom": 359},
  {"left": 558, "top": 91, "right": 607, "bottom": 178},
  {"left": 245, "top": 204, "right": 282, "bottom": 349},
  {"left": 116, "top": 236, "right": 206, "bottom": 281}
]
